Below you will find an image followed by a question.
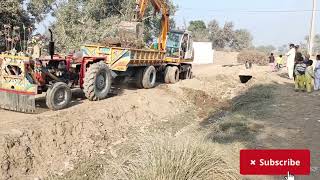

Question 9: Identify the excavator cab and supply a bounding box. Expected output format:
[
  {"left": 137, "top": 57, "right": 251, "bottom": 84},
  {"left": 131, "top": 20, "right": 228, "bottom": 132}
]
[{"left": 166, "top": 30, "right": 193, "bottom": 60}]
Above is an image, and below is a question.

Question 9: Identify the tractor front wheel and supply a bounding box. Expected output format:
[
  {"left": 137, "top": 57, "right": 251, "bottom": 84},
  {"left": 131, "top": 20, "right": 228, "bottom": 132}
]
[
  {"left": 83, "top": 61, "right": 112, "bottom": 101},
  {"left": 46, "top": 82, "right": 72, "bottom": 111}
]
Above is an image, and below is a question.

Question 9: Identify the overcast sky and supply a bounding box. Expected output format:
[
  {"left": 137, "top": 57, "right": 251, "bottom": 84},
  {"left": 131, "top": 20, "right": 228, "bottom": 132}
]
[{"left": 173, "top": 0, "right": 319, "bottom": 47}]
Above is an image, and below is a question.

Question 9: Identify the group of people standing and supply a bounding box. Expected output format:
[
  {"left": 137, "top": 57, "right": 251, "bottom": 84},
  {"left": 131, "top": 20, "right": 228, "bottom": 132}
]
[
  {"left": 269, "top": 53, "right": 284, "bottom": 71},
  {"left": 272, "top": 44, "right": 320, "bottom": 93},
  {"left": 287, "top": 44, "right": 320, "bottom": 93}
]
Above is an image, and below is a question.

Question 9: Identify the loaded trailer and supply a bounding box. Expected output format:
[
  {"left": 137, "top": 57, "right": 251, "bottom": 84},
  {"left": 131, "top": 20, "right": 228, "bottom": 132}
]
[{"left": 78, "top": 30, "right": 194, "bottom": 102}]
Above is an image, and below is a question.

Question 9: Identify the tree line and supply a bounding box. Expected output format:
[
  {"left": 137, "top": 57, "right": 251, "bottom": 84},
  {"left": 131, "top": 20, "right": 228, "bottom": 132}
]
[
  {"left": 1, "top": 0, "right": 319, "bottom": 55},
  {"left": 255, "top": 34, "right": 320, "bottom": 56},
  {"left": 187, "top": 20, "right": 320, "bottom": 55},
  {"left": 0, "top": 0, "right": 176, "bottom": 52},
  {"left": 187, "top": 20, "right": 253, "bottom": 51}
]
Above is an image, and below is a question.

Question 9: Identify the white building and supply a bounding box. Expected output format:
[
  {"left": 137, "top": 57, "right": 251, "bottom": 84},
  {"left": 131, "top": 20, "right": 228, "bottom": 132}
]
[{"left": 192, "top": 42, "right": 214, "bottom": 64}]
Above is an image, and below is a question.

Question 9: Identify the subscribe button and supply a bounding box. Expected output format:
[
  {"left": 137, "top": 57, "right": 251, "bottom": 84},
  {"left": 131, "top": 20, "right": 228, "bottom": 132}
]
[{"left": 240, "top": 149, "right": 310, "bottom": 175}]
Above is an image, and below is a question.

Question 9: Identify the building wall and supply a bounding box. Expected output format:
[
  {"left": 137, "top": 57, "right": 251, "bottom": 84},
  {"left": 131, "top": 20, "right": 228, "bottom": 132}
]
[{"left": 193, "top": 42, "right": 214, "bottom": 64}]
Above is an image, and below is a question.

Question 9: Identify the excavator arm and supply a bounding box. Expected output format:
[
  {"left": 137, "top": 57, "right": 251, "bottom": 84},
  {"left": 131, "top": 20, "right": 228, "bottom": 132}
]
[{"left": 135, "top": 0, "right": 170, "bottom": 51}]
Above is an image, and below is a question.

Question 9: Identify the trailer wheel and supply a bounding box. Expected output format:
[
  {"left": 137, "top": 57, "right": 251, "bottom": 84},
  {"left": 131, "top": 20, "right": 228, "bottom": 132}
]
[
  {"left": 83, "top": 61, "right": 111, "bottom": 101},
  {"left": 46, "top": 82, "right": 72, "bottom": 111},
  {"left": 169, "top": 66, "right": 180, "bottom": 83},
  {"left": 136, "top": 68, "right": 144, "bottom": 88},
  {"left": 136, "top": 66, "right": 157, "bottom": 89}
]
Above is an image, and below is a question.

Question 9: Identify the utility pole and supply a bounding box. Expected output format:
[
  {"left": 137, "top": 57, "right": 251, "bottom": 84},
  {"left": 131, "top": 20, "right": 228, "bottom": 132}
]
[{"left": 308, "top": 0, "right": 317, "bottom": 56}]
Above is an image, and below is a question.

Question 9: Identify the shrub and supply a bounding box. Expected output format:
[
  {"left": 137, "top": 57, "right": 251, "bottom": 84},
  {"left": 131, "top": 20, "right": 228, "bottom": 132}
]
[
  {"left": 237, "top": 50, "right": 268, "bottom": 65},
  {"left": 104, "top": 135, "right": 239, "bottom": 180}
]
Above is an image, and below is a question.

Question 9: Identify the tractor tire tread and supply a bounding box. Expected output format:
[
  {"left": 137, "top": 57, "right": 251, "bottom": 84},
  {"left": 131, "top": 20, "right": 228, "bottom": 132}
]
[{"left": 83, "top": 61, "right": 111, "bottom": 101}]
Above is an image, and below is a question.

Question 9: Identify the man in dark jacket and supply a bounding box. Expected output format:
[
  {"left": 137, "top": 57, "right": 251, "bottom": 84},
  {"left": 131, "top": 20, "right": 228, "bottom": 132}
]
[{"left": 269, "top": 53, "right": 275, "bottom": 71}]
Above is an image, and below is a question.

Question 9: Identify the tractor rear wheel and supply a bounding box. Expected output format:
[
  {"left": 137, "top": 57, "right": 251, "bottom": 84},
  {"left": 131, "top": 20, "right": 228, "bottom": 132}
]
[
  {"left": 46, "top": 82, "right": 72, "bottom": 111},
  {"left": 136, "top": 66, "right": 157, "bottom": 89},
  {"left": 83, "top": 61, "right": 112, "bottom": 101}
]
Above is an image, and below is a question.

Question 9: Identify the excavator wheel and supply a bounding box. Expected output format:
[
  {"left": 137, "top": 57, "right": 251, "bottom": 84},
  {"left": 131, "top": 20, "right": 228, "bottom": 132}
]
[
  {"left": 189, "top": 71, "right": 193, "bottom": 79},
  {"left": 136, "top": 66, "right": 157, "bottom": 89},
  {"left": 164, "top": 66, "right": 179, "bottom": 84},
  {"left": 168, "top": 66, "right": 180, "bottom": 83},
  {"left": 188, "top": 67, "right": 193, "bottom": 79},
  {"left": 164, "top": 66, "right": 172, "bottom": 84},
  {"left": 83, "top": 61, "right": 112, "bottom": 101},
  {"left": 46, "top": 82, "right": 72, "bottom": 111},
  {"left": 181, "top": 66, "right": 192, "bottom": 80}
]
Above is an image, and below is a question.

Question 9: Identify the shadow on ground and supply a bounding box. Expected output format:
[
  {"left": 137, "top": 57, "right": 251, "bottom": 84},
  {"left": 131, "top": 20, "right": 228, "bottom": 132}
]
[
  {"left": 277, "top": 72, "right": 290, "bottom": 79},
  {"left": 200, "top": 84, "right": 277, "bottom": 146},
  {"left": 34, "top": 89, "right": 85, "bottom": 114},
  {"left": 33, "top": 80, "right": 163, "bottom": 114}
]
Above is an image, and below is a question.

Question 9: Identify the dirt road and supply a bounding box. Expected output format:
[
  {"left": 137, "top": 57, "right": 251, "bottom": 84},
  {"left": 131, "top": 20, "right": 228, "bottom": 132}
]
[
  {"left": 0, "top": 61, "right": 319, "bottom": 179},
  {"left": 251, "top": 71, "right": 320, "bottom": 180}
]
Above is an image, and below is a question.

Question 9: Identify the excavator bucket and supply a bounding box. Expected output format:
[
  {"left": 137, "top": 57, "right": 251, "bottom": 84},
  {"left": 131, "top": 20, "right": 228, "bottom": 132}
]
[
  {"left": 100, "top": 21, "right": 144, "bottom": 48},
  {"left": 0, "top": 55, "right": 37, "bottom": 113},
  {"left": 110, "top": 21, "right": 145, "bottom": 48},
  {"left": 118, "top": 21, "right": 144, "bottom": 40}
]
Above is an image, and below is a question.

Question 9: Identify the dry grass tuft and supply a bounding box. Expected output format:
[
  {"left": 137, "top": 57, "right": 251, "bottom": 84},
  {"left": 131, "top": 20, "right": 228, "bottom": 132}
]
[
  {"left": 104, "top": 135, "right": 239, "bottom": 180},
  {"left": 208, "top": 114, "right": 263, "bottom": 144},
  {"left": 237, "top": 50, "right": 268, "bottom": 65}
]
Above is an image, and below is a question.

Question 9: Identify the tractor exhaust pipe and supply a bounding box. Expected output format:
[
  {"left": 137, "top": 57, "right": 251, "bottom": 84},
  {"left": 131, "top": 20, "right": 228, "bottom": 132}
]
[{"left": 49, "top": 29, "right": 55, "bottom": 60}]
